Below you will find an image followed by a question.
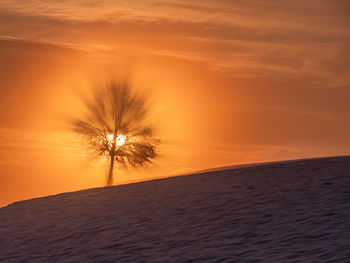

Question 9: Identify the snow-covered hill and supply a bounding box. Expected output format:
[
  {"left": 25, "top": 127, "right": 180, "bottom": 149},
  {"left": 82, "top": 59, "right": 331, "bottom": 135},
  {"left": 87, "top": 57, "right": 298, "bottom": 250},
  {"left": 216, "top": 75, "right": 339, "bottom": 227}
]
[{"left": 1, "top": 156, "right": 350, "bottom": 262}]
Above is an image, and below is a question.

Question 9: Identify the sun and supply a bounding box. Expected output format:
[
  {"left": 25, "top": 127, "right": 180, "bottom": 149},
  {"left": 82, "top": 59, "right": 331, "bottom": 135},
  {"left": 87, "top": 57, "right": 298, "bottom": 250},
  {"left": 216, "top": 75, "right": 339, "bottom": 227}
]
[
  {"left": 116, "top": 135, "right": 126, "bottom": 146},
  {"left": 107, "top": 134, "right": 126, "bottom": 146}
]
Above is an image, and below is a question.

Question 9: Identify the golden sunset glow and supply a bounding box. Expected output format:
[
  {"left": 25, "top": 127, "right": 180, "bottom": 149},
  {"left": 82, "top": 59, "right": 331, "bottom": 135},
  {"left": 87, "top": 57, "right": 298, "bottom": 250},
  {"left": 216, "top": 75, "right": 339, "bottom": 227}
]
[
  {"left": 107, "top": 134, "right": 126, "bottom": 147},
  {"left": 116, "top": 135, "right": 126, "bottom": 147},
  {"left": 0, "top": 0, "right": 349, "bottom": 207}
]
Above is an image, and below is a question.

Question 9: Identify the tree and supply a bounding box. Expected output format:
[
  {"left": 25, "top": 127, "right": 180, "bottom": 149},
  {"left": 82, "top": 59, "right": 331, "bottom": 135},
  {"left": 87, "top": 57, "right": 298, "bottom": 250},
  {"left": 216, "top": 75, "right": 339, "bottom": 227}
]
[{"left": 72, "top": 81, "right": 158, "bottom": 185}]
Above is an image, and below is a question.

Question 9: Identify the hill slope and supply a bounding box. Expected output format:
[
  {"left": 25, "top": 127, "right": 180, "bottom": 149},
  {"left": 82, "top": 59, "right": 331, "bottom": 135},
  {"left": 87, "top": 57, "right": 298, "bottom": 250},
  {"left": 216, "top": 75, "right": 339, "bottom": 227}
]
[{"left": 1, "top": 156, "right": 350, "bottom": 262}]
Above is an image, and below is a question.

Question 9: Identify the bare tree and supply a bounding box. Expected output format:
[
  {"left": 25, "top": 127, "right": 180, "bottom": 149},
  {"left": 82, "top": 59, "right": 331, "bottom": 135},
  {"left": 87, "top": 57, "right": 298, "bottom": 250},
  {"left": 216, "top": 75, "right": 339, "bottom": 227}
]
[{"left": 72, "top": 81, "right": 158, "bottom": 185}]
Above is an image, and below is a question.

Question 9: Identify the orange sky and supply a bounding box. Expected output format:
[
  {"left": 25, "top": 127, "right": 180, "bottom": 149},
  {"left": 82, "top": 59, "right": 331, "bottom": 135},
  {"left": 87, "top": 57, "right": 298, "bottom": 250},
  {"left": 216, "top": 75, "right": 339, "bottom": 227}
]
[{"left": 0, "top": 0, "right": 349, "bottom": 206}]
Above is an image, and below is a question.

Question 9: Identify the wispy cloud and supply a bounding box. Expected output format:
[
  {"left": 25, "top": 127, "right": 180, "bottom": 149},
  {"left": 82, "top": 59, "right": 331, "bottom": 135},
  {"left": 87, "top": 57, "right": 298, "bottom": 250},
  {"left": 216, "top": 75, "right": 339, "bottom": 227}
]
[{"left": 0, "top": 0, "right": 348, "bottom": 85}]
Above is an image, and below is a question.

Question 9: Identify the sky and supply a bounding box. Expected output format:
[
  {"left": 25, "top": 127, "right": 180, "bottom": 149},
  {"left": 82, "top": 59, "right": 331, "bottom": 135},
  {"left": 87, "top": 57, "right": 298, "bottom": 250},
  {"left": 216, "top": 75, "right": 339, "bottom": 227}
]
[{"left": 0, "top": 0, "right": 349, "bottom": 206}]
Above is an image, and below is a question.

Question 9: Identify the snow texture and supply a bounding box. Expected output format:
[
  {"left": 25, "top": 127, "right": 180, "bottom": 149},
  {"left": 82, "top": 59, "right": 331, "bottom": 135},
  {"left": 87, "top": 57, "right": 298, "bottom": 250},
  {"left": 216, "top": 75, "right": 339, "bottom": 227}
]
[{"left": 1, "top": 156, "right": 350, "bottom": 262}]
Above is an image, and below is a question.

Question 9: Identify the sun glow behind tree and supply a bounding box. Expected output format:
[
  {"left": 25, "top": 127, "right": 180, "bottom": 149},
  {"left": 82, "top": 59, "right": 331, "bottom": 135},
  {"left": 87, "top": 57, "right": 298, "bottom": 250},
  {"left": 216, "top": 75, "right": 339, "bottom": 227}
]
[
  {"left": 107, "top": 134, "right": 126, "bottom": 147},
  {"left": 72, "top": 81, "right": 159, "bottom": 185}
]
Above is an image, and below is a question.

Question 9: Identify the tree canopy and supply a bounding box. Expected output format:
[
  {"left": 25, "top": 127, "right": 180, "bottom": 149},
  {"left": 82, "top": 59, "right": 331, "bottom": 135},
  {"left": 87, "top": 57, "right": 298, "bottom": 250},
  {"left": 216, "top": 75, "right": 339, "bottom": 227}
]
[{"left": 72, "top": 81, "right": 158, "bottom": 185}]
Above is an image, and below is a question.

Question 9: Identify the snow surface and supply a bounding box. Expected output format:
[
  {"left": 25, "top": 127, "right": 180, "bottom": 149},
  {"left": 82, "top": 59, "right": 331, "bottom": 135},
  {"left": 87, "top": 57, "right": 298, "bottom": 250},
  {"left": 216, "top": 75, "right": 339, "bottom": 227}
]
[{"left": 0, "top": 156, "right": 350, "bottom": 262}]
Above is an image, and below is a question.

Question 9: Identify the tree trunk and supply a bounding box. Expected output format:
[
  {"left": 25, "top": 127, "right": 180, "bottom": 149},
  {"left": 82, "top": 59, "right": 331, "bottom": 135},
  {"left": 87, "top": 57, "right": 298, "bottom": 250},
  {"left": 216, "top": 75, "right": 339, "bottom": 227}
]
[{"left": 107, "top": 155, "right": 114, "bottom": 186}]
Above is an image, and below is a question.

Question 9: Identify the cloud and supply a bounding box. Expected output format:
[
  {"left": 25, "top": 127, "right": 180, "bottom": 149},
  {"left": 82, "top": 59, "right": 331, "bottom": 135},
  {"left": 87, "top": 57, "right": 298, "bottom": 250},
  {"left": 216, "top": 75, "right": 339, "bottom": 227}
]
[
  {"left": 0, "top": 0, "right": 347, "bottom": 30},
  {"left": 0, "top": 1, "right": 349, "bottom": 86}
]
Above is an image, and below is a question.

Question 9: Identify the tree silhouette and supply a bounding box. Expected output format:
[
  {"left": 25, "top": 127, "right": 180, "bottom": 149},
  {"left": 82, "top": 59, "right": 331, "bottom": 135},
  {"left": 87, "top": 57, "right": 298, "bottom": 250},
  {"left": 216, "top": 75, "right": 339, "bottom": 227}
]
[{"left": 72, "top": 81, "right": 158, "bottom": 185}]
